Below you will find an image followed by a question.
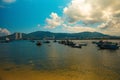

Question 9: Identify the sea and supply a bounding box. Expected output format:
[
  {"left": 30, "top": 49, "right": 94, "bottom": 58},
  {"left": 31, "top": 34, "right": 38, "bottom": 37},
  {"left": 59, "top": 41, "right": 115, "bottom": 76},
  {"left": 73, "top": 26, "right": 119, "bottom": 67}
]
[{"left": 0, "top": 40, "right": 120, "bottom": 80}]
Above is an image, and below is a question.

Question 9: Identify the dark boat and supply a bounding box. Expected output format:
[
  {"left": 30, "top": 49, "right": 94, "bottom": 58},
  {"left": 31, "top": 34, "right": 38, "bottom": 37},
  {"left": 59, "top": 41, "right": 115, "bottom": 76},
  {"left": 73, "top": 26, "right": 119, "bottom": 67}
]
[
  {"left": 92, "top": 41, "right": 98, "bottom": 44},
  {"left": 67, "top": 41, "right": 75, "bottom": 47},
  {"left": 97, "top": 41, "right": 119, "bottom": 50},
  {"left": 43, "top": 40, "right": 50, "bottom": 43},
  {"left": 36, "top": 41, "right": 42, "bottom": 46},
  {"left": 53, "top": 40, "right": 57, "bottom": 42}
]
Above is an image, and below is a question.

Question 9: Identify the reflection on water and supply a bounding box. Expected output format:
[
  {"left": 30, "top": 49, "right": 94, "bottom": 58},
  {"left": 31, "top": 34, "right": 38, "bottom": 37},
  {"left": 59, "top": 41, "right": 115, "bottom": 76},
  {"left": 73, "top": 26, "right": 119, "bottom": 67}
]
[{"left": 0, "top": 40, "right": 120, "bottom": 80}]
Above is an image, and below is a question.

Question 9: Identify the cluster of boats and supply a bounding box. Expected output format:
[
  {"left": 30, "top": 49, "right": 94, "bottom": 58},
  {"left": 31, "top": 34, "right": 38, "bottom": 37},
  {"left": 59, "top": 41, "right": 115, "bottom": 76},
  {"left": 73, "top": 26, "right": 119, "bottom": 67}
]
[
  {"left": 35, "top": 40, "right": 51, "bottom": 46},
  {"left": 35, "top": 40, "right": 88, "bottom": 48},
  {"left": 1, "top": 38, "right": 119, "bottom": 50},
  {"left": 35, "top": 39, "right": 119, "bottom": 50},
  {"left": 93, "top": 40, "right": 120, "bottom": 50},
  {"left": 58, "top": 40, "right": 87, "bottom": 48}
]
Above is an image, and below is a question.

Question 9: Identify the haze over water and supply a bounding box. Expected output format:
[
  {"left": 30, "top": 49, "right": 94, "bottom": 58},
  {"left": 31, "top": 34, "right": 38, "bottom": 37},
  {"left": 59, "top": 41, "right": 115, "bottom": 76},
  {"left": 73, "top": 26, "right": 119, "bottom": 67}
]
[{"left": 0, "top": 40, "right": 120, "bottom": 80}]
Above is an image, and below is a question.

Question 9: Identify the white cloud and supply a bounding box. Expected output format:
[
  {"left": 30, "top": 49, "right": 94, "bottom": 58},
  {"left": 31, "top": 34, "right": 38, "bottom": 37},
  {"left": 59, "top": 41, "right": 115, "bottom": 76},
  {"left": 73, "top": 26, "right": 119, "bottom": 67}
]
[
  {"left": 98, "top": 17, "right": 120, "bottom": 36},
  {"left": 63, "top": 0, "right": 93, "bottom": 23},
  {"left": 45, "top": 12, "right": 62, "bottom": 29},
  {"left": 0, "top": 28, "right": 11, "bottom": 36},
  {"left": 63, "top": 24, "right": 96, "bottom": 33},
  {"left": 44, "top": 0, "right": 120, "bottom": 36},
  {"left": 2, "top": 0, "right": 16, "bottom": 3},
  {"left": 63, "top": 0, "right": 120, "bottom": 35}
]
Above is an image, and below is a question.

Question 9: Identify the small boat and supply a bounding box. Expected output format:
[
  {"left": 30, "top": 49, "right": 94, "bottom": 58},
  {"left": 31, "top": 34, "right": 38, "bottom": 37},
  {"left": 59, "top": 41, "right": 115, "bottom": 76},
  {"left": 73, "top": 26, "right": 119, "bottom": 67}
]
[
  {"left": 53, "top": 40, "right": 57, "bottom": 42},
  {"left": 92, "top": 41, "right": 98, "bottom": 44},
  {"left": 0, "top": 37, "right": 10, "bottom": 43},
  {"left": 67, "top": 41, "right": 75, "bottom": 47},
  {"left": 36, "top": 41, "right": 42, "bottom": 46},
  {"left": 58, "top": 40, "right": 66, "bottom": 44},
  {"left": 5, "top": 37, "right": 10, "bottom": 43},
  {"left": 72, "top": 44, "right": 81, "bottom": 48},
  {"left": 43, "top": 40, "right": 50, "bottom": 43}
]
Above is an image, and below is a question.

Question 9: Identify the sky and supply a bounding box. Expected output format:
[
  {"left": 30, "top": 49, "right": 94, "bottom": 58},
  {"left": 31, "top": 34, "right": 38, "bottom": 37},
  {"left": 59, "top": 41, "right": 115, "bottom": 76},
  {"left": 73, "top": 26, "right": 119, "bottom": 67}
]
[{"left": 0, "top": 0, "right": 120, "bottom": 36}]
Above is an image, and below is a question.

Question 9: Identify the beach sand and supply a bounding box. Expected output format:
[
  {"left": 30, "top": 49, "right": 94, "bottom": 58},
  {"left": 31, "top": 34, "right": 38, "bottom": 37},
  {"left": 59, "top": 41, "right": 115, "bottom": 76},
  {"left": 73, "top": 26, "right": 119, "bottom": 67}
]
[{"left": 0, "top": 64, "right": 120, "bottom": 80}]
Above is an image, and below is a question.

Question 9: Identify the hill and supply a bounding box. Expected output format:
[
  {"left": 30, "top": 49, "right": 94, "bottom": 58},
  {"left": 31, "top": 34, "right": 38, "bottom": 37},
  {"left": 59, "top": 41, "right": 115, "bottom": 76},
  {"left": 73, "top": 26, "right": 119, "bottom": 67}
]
[{"left": 0, "top": 31, "right": 120, "bottom": 40}]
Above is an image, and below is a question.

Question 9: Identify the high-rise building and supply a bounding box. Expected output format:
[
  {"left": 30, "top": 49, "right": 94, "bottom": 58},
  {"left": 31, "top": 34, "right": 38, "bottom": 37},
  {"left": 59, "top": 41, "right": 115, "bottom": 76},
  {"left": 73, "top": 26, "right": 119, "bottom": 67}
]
[{"left": 15, "top": 33, "right": 22, "bottom": 40}]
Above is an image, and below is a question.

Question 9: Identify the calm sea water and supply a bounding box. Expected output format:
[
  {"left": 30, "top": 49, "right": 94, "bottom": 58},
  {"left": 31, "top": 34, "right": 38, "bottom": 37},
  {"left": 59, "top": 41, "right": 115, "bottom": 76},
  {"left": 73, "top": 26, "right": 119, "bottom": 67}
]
[{"left": 0, "top": 40, "right": 120, "bottom": 80}]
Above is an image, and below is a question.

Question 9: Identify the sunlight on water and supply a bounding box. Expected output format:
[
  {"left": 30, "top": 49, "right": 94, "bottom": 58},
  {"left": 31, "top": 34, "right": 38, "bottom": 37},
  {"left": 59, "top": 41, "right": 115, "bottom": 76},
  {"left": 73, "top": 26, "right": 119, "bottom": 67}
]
[{"left": 0, "top": 40, "right": 120, "bottom": 80}]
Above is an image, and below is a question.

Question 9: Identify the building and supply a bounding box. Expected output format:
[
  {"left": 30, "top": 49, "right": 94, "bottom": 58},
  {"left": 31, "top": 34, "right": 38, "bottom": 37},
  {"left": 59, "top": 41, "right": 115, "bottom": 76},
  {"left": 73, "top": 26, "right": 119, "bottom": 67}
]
[{"left": 15, "top": 32, "right": 22, "bottom": 40}]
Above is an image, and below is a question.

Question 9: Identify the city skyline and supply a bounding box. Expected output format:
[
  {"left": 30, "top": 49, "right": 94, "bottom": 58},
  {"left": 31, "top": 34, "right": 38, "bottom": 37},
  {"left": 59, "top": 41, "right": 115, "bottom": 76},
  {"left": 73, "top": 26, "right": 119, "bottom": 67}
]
[{"left": 0, "top": 0, "right": 120, "bottom": 36}]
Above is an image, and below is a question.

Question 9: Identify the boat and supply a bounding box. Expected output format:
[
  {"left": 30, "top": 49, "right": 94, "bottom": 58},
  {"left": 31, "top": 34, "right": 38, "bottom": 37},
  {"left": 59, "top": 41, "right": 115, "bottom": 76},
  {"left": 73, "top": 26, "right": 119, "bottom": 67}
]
[
  {"left": 43, "top": 40, "right": 50, "bottom": 43},
  {"left": 36, "top": 41, "right": 42, "bottom": 46},
  {"left": 96, "top": 41, "right": 119, "bottom": 50},
  {"left": 53, "top": 40, "right": 57, "bottom": 42},
  {"left": 0, "top": 37, "right": 10, "bottom": 43},
  {"left": 5, "top": 37, "right": 10, "bottom": 43},
  {"left": 58, "top": 40, "right": 66, "bottom": 44},
  {"left": 67, "top": 41, "right": 75, "bottom": 47},
  {"left": 72, "top": 44, "right": 81, "bottom": 48},
  {"left": 92, "top": 41, "right": 98, "bottom": 44}
]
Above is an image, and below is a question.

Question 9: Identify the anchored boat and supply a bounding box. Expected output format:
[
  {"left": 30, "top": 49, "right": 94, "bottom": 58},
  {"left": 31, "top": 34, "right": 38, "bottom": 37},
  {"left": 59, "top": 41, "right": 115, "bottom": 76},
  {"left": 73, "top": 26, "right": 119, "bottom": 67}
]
[{"left": 96, "top": 41, "right": 119, "bottom": 50}]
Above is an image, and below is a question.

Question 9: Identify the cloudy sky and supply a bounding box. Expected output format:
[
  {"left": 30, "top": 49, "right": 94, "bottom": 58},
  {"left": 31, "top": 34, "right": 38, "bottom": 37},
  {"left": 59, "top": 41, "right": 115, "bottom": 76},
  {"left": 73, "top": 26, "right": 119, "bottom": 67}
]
[{"left": 0, "top": 0, "right": 120, "bottom": 36}]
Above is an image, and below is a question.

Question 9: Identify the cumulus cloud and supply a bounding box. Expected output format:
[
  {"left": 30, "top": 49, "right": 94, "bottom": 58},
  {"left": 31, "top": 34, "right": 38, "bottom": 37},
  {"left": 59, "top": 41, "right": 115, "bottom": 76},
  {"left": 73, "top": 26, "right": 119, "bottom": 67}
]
[
  {"left": 63, "top": 24, "right": 96, "bottom": 33},
  {"left": 45, "top": 12, "right": 62, "bottom": 29},
  {"left": 63, "top": 0, "right": 93, "bottom": 23},
  {"left": 2, "top": 0, "right": 16, "bottom": 3},
  {"left": 63, "top": 0, "right": 120, "bottom": 23},
  {"left": 0, "top": 28, "right": 11, "bottom": 36},
  {"left": 98, "top": 17, "right": 120, "bottom": 36},
  {"left": 63, "top": 0, "right": 120, "bottom": 35},
  {"left": 44, "top": 0, "right": 120, "bottom": 35}
]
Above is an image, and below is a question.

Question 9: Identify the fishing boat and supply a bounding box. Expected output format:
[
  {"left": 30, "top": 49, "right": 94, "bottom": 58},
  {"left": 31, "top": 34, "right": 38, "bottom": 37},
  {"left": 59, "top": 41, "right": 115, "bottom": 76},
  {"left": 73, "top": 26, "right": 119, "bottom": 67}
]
[{"left": 97, "top": 41, "right": 119, "bottom": 50}]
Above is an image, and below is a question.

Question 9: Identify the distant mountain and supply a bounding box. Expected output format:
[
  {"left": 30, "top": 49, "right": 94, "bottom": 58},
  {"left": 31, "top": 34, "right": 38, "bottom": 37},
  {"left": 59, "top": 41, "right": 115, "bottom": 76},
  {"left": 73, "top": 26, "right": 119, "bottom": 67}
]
[
  {"left": 26, "top": 31, "right": 111, "bottom": 39},
  {"left": 0, "top": 31, "right": 120, "bottom": 40}
]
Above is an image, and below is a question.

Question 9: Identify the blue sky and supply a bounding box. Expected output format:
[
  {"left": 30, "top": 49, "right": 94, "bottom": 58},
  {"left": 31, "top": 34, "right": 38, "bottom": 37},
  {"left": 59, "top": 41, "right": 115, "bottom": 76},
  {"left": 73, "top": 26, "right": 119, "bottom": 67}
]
[
  {"left": 0, "top": 0, "right": 120, "bottom": 36},
  {"left": 0, "top": 0, "right": 70, "bottom": 33}
]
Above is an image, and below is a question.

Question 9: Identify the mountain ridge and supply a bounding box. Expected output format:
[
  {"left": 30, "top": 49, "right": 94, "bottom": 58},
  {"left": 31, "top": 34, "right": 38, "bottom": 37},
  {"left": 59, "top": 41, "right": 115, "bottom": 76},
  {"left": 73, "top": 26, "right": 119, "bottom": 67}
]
[{"left": 0, "top": 31, "right": 120, "bottom": 40}]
